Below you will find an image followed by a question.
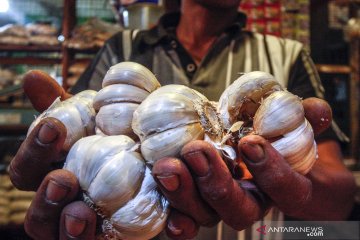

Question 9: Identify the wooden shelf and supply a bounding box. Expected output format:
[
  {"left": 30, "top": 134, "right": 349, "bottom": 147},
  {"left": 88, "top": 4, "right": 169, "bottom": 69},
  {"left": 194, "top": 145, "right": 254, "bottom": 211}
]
[
  {"left": 0, "top": 57, "right": 61, "bottom": 65},
  {"left": 0, "top": 44, "right": 62, "bottom": 66},
  {"left": 0, "top": 44, "right": 61, "bottom": 52},
  {"left": 315, "top": 64, "right": 352, "bottom": 74},
  {"left": 64, "top": 46, "right": 99, "bottom": 54}
]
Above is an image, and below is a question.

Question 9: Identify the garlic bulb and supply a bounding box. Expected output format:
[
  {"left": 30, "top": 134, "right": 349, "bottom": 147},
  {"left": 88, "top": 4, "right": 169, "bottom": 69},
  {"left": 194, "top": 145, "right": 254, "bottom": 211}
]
[
  {"left": 109, "top": 167, "right": 169, "bottom": 240},
  {"left": 93, "top": 62, "right": 161, "bottom": 139},
  {"left": 28, "top": 90, "right": 97, "bottom": 151},
  {"left": 64, "top": 134, "right": 169, "bottom": 240},
  {"left": 64, "top": 135, "right": 145, "bottom": 216},
  {"left": 220, "top": 71, "right": 317, "bottom": 174},
  {"left": 253, "top": 90, "right": 316, "bottom": 174},
  {"left": 132, "top": 84, "right": 223, "bottom": 165},
  {"left": 218, "top": 71, "right": 283, "bottom": 129}
]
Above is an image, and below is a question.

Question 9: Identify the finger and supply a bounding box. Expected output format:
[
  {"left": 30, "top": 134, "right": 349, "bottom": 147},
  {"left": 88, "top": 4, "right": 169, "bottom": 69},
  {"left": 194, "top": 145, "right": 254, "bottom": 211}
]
[
  {"left": 166, "top": 209, "right": 199, "bottom": 240},
  {"left": 152, "top": 157, "right": 219, "bottom": 227},
  {"left": 303, "top": 97, "right": 332, "bottom": 136},
  {"left": 23, "top": 70, "right": 72, "bottom": 112},
  {"left": 24, "top": 169, "right": 80, "bottom": 240},
  {"left": 238, "top": 134, "right": 312, "bottom": 216},
  {"left": 60, "top": 201, "right": 97, "bottom": 240},
  {"left": 9, "top": 117, "right": 67, "bottom": 191},
  {"left": 181, "top": 140, "right": 267, "bottom": 230}
]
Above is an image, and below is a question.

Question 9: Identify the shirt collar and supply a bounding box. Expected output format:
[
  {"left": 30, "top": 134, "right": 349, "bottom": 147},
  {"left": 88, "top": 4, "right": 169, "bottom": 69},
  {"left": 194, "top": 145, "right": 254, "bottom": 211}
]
[{"left": 142, "top": 11, "right": 247, "bottom": 46}]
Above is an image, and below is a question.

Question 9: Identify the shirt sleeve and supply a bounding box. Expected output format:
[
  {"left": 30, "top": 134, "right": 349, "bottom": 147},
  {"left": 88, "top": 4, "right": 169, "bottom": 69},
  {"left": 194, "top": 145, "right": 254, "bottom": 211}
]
[
  {"left": 70, "top": 32, "right": 124, "bottom": 94},
  {"left": 287, "top": 49, "right": 348, "bottom": 143}
]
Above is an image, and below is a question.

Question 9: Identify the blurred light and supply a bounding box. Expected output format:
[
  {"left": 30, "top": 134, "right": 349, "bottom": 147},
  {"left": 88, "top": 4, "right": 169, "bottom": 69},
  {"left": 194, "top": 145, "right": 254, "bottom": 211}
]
[
  {"left": 58, "top": 35, "right": 65, "bottom": 42},
  {"left": 123, "top": 9, "right": 129, "bottom": 27},
  {"left": 0, "top": 0, "right": 9, "bottom": 13}
]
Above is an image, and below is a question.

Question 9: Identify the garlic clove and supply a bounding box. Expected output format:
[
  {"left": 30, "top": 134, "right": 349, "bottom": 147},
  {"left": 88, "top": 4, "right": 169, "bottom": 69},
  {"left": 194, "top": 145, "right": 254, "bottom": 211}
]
[
  {"left": 95, "top": 62, "right": 161, "bottom": 139},
  {"left": 218, "top": 71, "right": 282, "bottom": 129},
  {"left": 110, "top": 167, "right": 169, "bottom": 240},
  {"left": 29, "top": 100, "right": 84, "bottom": 151},
  {"left": 27, "top": 90, "right": 97, "bottom": 151},
  {"left": 72, "top": 89, "right": 97, "bottom": 100},
  {"left": 64, "top": 135, "right": 137, "bottom": 191},
  {"left": 141, "top": 123, "right": 204, "bottom": 165},
  {"left": 88, "top": 151, "right": 145, "bottom": 216},
  {"left": 102, "top": 62, "right": 160, "bottom": 92},
  {"left": 93, "top": 84, "right": 149, "bottom": 111},
  {"left": 253, "top": 91, "right": 305, "bottom": 138},
  {"left": 68, "top": 96, "right": 96, "bottom": 137},
  {"left": 271, "top": 120, "right": 316, "bottom": 174},
  {"left": 290, "top": 141, "right": 317, "bottom": 175},
  {"left": 132, "top": 88, "right": 202, "bottom": 141},
  {"left": 64, "top": 135, "right": 103, "bottom": 182},
  {"left": 95, "top": 103, "right": 138, "bottom": 139},
  {"left": 147, "top": 84, "right": 208, "bottom": 102}
]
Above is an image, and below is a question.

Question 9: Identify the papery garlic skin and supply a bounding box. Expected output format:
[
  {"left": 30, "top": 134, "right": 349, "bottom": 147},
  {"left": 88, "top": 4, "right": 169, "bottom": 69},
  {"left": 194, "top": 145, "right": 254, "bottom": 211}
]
[
  {"left": 102, "top": 61, "right": 160, "bottom": 92},
  {"left": 110, "top": 167, "right": 169, "bottom": 240},
  {"left": 218, "top": 71, "right": 283, "bottom": 129},
  {"left": 64, "top": 135, "right": 145, "bottom": 216},
  {"left": 28, "top": 90, "right": 97, "bottom": 151},
  {"left": 93, "top": 62, "right": 161, "bottom": 139},
  {"left": 253, "top": 91, "right": 305, "bottom": 138},
  {"left": 271, "top": 120, "right": 317, "bottom": 174},
  {"left": 132, "top": 84, "right": 222, "bottom": 165}
]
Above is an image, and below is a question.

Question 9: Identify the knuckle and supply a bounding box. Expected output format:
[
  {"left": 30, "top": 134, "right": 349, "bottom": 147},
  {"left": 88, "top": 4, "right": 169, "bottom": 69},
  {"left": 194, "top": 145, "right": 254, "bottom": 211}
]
[
  {"left": 207, "top": 186, "right": 230, "bottom": 201},
  {"left": 200, "top": 180, "right": 232, "bottom": 202}
]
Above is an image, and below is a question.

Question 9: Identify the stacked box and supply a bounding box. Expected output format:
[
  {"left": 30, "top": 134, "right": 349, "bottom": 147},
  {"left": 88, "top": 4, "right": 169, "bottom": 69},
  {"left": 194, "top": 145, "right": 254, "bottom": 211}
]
[{"left": 239, "top": 0, "right": 282, "bottom": 36}]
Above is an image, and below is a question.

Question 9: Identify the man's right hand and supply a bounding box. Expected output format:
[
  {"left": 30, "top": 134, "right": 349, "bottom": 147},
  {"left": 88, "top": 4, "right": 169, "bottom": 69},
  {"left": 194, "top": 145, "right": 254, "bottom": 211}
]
[{"left": 9, "top": 70, "right": 98, "bottom": 239}]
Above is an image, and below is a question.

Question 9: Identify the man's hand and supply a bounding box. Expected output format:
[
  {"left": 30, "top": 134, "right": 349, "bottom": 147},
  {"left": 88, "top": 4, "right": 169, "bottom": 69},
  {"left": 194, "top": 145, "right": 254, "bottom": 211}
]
[
  {"left": 9, "top": 70, "right": 99, "bottom": 239},
  {"left": 9, "top": 70, "right": 199, "bottom": 240},
  {"left": 10, "top": 70, "right": 355, "bottom": 240},
  {"left": 152, "top": 97, "right": 356, "bottom": 239}
]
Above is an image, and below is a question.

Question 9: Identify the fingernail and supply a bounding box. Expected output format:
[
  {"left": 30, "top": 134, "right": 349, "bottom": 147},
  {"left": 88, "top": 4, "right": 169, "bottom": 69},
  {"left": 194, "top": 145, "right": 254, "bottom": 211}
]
[
  {"left": 46, "top": 180, "right": 70, "bottom": 203},
  {"left": 156, "top": 174, "right": 179, "bottom": 192},
  {"left": 168, "top": 221, "right": 183, "bottom": 236},
  {"left": 65, "top": 215, "right": 86, "bottom": 237},
  {"left": 38, "top": 122, "right": 59, "bottom": 144},
  {"left": 183, "top": 151, "right": 209, "bottom": 176},
  {"left": 240, "top": 143, "right": 265, "bottom": 163}
]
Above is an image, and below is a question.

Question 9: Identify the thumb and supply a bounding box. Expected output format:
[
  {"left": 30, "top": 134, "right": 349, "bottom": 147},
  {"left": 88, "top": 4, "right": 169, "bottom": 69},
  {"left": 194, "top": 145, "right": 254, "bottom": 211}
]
[
  {"left": 302, "top": 97, "right": 332, "bottom": 136},
  {"left": 23, "top": 70, "right": 72, "bottom": 112}
]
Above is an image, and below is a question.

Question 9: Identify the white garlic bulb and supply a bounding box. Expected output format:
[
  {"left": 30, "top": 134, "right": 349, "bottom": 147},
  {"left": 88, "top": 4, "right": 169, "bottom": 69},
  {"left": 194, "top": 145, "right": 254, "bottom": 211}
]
[
  {"left": 218, "top": 71, "right": 283, "bottom": 129},
  {"left": 132, "top": 84, "right": 223, "bottom": 165},
  {"left": 109, "top": 167, "right": 169, "bottom": 240},
  {"left": 220, "top": 71, "right": 317, "bottom": 174},
  {"left": 28, "top": 90, "right": 97, "bottom": 151},
  {"left": 64, "top": 133, "right": 169, "bottom": 240},
  {"left": 64, "top": 135, "right": 145, "bottom": 216},
  {"left": 93, "top": 62, "right": 161, "bottom": 139}
]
